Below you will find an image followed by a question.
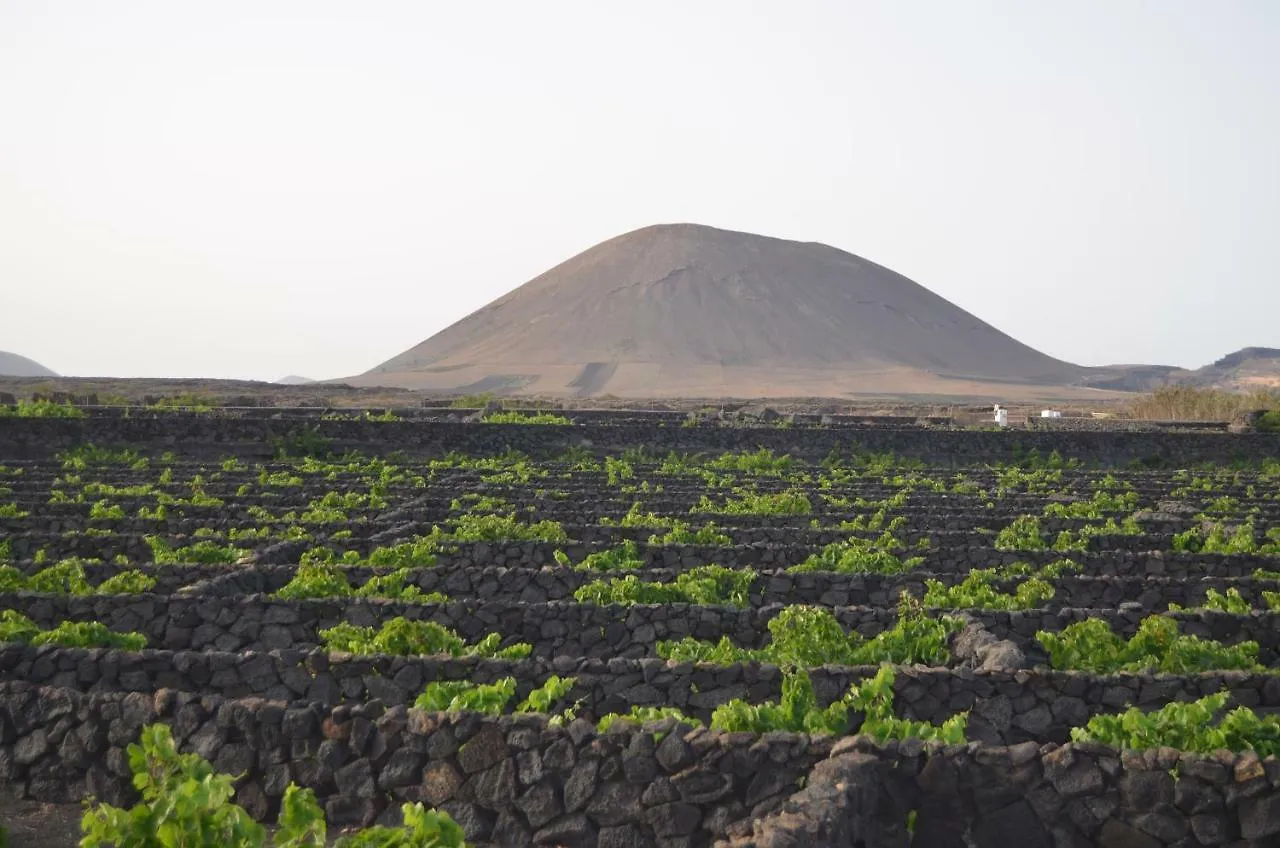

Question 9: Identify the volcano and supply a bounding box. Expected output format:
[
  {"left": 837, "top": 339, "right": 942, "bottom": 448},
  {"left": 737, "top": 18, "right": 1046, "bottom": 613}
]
[
  {"left": 0, "top": 352, "right": 57, "bottom": 378},
  {"left": 355, "top": 224, "right": 1091, "bottom": 398}
]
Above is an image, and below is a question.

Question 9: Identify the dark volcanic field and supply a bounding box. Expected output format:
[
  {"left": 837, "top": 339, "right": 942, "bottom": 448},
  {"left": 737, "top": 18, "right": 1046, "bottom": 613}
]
[{"left": 1, "top": 407, "right": 1280, "bottom": 845}]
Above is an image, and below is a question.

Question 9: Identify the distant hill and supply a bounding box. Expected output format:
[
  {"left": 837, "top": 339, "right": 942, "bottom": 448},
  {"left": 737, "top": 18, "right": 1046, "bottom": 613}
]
[
  {"left": 0, "top": 351, "right": 57, "bottom": 378},
  {"left": 1081, "top": 348, "right": 1280, "bottom": 393},
  {"left": 1193, "top": 347, "right": 1280, "bottom": 390},
  {"left": 352, "top": 223, "right": 1097, "bottom": 399},
  {"left": 274, "top": 375, "right": 316, "bottom": 385}
]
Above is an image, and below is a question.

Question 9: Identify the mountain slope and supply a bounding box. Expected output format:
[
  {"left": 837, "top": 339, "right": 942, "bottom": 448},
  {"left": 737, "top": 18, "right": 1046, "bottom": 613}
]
[
  {"left": 355, "top": 223, "right": 1090, "bottom": 398},
  {"left": 1196, "top": 347, "right": 1280, "bottom": 390},
  {"left": 1079, "top": 348, "right": 1280, "bottom": 393},
  {"left": 0, "top": 351, "right": 57, "bottom": 378}
]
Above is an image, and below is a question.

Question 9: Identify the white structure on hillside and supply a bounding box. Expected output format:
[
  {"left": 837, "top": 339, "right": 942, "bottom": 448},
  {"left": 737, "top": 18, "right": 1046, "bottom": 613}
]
[
  {"left": 1041, "top": 410, "right": 1062, "bottom": 419},
  {"left": 993, "top": 404, "right": 1008, "bottom": 427}
]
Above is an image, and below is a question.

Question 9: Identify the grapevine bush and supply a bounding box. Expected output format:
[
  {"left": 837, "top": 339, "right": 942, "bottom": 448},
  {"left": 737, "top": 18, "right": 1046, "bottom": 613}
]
[
  {"left": 658, "top": 593, "right": 960, "bottom": 667},
  {"left": 1037, "top": 615, "right": 1261, "bottom": 674},
  {"left": 923, "top": 569, "right": 1054, "bottom": 610},
  {"left": 272, "top": 562, "right": 445, "bottom": 602},
  {"left": 0, "top": 610, "right": 146, "bottom": 650},
  {"left": 414, "top": 675, "right": 575, "bottom": 717},
  {"left": 0, "top": 560, "right": 155, "bottom": 596},
  {"left": 80, "top": 724, "right": 467, "bottom": 847},
  {"left": 574, "top": 565, "right": 755, "bottom": 607},
  {"left": 710, "top": 666, "right": 967, "bottom": 741},
  {"left": 1073, "top": 692, "right": 1280, "bottom": 757},
  {"left": 319, "top": 618, "right": 530, "bottom": 659},
  {"left": 788, "top": 533, "right": 923, "bottom": 575}
]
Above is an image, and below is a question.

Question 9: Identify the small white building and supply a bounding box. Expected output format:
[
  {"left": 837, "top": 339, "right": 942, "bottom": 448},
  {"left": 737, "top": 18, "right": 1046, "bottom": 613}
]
[
  {"left": 993, "top": 404, "right": 1008, "bottom": 427},
  {"left": 1041, "top": 410, "right": 1062, "bottom": 419}
]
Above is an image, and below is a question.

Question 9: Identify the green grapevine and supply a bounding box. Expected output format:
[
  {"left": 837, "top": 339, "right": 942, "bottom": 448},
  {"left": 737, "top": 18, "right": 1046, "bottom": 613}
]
[
  {"left": 1037, "top": 615, "right": 1261, "bottom": 674},
  {"left": 319, "top": 618, "right": 530, "bottom": 659}
]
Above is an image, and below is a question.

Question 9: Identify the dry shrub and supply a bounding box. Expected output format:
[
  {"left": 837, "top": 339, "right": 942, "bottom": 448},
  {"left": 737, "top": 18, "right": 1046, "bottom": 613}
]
[{"left": 1127, "top": 385, "right": 1280, "bottom": 421}]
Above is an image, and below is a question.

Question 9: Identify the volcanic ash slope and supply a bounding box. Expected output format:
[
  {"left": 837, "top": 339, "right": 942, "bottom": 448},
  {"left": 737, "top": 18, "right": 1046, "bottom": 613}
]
[
  {"left": 358, "top": 223, "right": 1087, "bottom": 398},
  {"left": 0, "top": 351, "right": 58, "bottom": 378}
]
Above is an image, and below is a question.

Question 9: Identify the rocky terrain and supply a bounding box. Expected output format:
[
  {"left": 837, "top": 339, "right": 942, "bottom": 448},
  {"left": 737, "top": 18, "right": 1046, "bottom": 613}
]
[{"left": 1, "top": 408, "right": 1280, "bottom": 845}]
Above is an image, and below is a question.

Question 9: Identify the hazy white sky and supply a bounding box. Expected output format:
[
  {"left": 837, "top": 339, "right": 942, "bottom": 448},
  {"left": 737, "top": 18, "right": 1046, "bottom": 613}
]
[{"left": 1, "top": 1, "right": 1277, "bottom": 381}]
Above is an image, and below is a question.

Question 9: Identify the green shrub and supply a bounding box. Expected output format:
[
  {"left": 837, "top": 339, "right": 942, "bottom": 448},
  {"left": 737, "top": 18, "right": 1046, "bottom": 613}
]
[
  {"left": 705, "top": 448, "right": 795, "bottom": 476},
  {"left": 365, "top": 538, "right": 441, "bottom": 567},
  {"left": 414, "top": 676, "right": 575, "bottom": 717},
  {"left": 658, "top": 594, "right": 959, "bottom": 667},
  {"left": 146, "top": 536, "right": 243, "bottom": 564},
  {"left": 0, "top": 610, "right": 146, "bottom": 650},
  {"left": 1042, "top": 490, "right": 1138, "bottom": 518},
  {"left": 414, "top": 678, "right": 517, "bottom": 716},
  {"left": 1173, "top": 521, "right": 1259, "bottom": 554},
  {"left": 0, "top": 400, "right": 85, "bottom": 418},
  {"left": 648, "top": 521, "right": 732, "bottom": 546},
  {"left": 1037, "top": 615, "right": 1260, "bottom": 674},
  {"left": 601, "top": 503, "right": 672, "bottom": 529},
  {"left": 598, "top": 706, "right": 702, "bottom": 733},
  {"left": 1073, "top": 692, "right": 1280, "bottom": 756},
  {"left": 574, "top": 565, "right": 755, "bottom": 607},
  {"left": 319, "top": 618, "right": 530, "bottom": 660},
  {"left": 80, "top": 724, "right": 467, "bottom": 847},
  {"left": 481, "top": 411, "right": 571, "bottom": 425},
  {"left": 25, "top": 561, "right": 94, "bottom": 594},
  {"left": 553, "top": 540, "right": 645, "bottom": 572},
  {"left": 845, "top": 664, "right": 969, "bottom": 743},
  {"left": 0, "top": 561, "right": 155, "bottom": 596},
  {"left": 710, "top": 666, "right": 967, "bottom": 741},
  {"left": 449, "top": 494, "right": 513, "bottom": 515},
  {"left": 994, "top": 515, "right": 1049, "bottom": 551},
  {"left": 449, "top": 392, "right": 496, "bottom": 408},
  {"left": 273, "top": 563, "right": 445, "bottom": 602},
  {"left": 448, "top": 513, "right": 568, "bottom": 544},
  {"left": 1168, "top": 587, "right": 1251, "bottom": 614},
  {"left": 692, "top": 490, "right": 812, "bottom": 515},
  {"left": 923, "top": 570, "right": 1054, "bottom": 610},
  {"left": 88, "top": 500, "right": 126, "bottom": 520},
  {"left": 789, "top": 533, "right": 922, "bottom": 575},
  {"left": 97, "top": 570, "right": 158, "bottom": 595}
]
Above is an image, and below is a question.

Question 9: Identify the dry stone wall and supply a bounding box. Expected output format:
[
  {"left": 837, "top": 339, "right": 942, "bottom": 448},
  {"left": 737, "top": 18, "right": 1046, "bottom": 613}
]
[
  {"left": 4, "top": 679, "right": 1280, "bottom": 847},
  {"left": 2, "top": 416, "right": 1279, "bottom": 464},
  {"left": 9, "top": 643, "right": 1280, "bottom": 750},
  {"left": 5, "top": 412, "right": 1280, "bottom": 845}
]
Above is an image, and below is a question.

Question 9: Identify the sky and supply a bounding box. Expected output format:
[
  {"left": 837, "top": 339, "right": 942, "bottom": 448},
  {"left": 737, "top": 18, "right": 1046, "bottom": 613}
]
[{"left": 1, "top": 1, "right": 1277, "bottom": 381}]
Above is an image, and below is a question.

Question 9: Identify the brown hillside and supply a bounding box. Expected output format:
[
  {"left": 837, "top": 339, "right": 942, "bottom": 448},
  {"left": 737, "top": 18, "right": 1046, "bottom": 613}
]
[
  {"left": 1195, "top": 347, "right": 1280, "bottom": 390},
  {"left": 353, "top": 224, "right": 1094, "bottom": 398},
  {"left": 1080, "top": 348, "right": 1280, "bottom": 394}
]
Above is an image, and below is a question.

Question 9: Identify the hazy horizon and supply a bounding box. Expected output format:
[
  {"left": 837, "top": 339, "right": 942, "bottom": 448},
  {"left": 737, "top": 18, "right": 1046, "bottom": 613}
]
[{"left": 2, "top": 1, "right": 1277, "bottom": 381}]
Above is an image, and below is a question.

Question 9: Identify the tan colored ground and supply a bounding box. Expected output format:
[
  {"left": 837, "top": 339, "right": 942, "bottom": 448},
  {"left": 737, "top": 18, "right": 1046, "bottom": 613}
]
[{"left": 356, "top": 363, "right": 1130, "bottom": 402}]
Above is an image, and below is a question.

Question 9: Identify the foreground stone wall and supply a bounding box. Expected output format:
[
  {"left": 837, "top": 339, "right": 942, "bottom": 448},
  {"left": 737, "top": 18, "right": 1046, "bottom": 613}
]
[
  {"left": 0, "top": 680, "right": 828, "bottom": 846},
  {"left": 3, "top": 680, "right": 1279, "bottom": 847}
]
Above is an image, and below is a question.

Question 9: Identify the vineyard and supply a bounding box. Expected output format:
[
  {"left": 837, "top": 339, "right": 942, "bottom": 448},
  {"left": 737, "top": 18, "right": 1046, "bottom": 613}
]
[{"left": 2, "top": 407, "right": 1280, "bottom": 846}]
